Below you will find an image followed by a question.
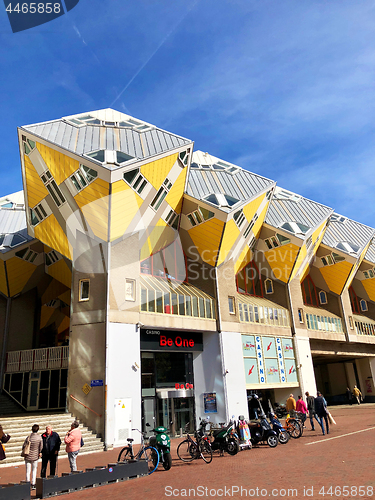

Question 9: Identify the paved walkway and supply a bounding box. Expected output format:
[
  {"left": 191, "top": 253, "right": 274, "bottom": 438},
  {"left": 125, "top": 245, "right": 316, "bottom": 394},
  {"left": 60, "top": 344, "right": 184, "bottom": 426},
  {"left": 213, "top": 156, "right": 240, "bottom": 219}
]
[{"left": 1, "top": 404, "right": 374, "bottom": 499}]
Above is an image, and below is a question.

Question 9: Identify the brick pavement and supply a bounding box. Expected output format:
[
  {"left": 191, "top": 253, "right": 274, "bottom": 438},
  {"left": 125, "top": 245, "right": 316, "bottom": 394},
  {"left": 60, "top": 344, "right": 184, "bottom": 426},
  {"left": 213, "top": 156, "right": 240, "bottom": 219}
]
[{"left": 0, "top": 405, "right": 374, "bottom": 499}]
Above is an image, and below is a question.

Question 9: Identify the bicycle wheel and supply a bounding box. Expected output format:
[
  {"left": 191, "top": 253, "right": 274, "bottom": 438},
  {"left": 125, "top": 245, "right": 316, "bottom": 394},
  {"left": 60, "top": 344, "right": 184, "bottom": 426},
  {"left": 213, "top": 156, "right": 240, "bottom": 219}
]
[
  {"left": 287, "top": 420, "right": 302, "bottom": 439},
  {"left": 117, "top": 446, "right": 131, "bottom": 462},
  {"left": 199, "top": 440, "right": 213, "bottom": 464},
  {"left": 177, "top": 439, "right": 199, "bottom": 462},
  {"left": 139, "top": 446, "right": 159, "bottom": 474}
]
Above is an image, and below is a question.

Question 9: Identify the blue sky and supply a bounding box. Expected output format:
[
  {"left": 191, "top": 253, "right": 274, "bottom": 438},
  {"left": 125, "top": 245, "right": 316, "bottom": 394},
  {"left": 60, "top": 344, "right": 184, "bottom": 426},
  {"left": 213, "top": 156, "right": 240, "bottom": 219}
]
[{"left": 1, "top": 0, "right": 375, "bottom": 226}]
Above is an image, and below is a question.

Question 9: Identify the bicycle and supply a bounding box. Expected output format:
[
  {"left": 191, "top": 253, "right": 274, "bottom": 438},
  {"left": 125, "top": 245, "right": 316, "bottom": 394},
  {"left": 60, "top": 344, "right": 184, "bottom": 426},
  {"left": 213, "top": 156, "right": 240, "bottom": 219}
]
[
  {"left": 117, "top": 428, "right": 160, "bottom": 474},
  {"left": 284, "top": 415, "right": 302, "bottom": 439},
  {"left": 177, "top": 423, "right": 213, "bottom": 464}
]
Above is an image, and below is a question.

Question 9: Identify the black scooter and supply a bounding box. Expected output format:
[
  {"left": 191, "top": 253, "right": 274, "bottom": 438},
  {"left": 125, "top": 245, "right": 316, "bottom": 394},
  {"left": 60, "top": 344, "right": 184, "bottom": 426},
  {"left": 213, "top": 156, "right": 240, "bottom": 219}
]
[
  {"left": 248, "top": 413, "right": 278, "bottom": 448},
  {"left": 199, "top": 418, "right": 239, "bottom": 456}
]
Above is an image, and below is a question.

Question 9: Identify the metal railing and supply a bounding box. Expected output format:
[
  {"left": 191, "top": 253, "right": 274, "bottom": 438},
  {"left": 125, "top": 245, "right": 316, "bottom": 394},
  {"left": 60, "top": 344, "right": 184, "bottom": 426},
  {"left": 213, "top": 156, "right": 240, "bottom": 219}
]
[{"left": 5, "top": 346, "right": 69, "bottom": 373}]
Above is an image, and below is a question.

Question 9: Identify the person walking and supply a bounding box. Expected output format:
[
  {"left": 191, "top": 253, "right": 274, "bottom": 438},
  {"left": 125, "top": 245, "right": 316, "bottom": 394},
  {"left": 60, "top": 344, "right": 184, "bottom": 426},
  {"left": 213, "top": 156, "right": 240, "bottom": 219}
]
[
  {"left": 0, "top": 425, "right": 11, "bottom": 461},
  {"left": 314, "top": 392, "right": 329, "bottom": 435},
  {"left": 41, "top": 425, "right": 61, "bottom": 478},
  {"left": 249, "top": 394, "right": 261, "bottom": 420},
  {"left": 353, "top": 385, "right": 362, "bottom": 405},
  {"left": 64, "top": 421, "right": 82, "bottom": 472},
  {"left": 23, "top": 424, "right": 42, "bottom": 490},
  {"left": 296, "top": 395, "right": 308, "bottom": 428},
  {"left": 305, "top": 392, "right": 320, "bottom": 431},
  {"left": 286, "top": 394, "right": 296, "bottom": 416}
]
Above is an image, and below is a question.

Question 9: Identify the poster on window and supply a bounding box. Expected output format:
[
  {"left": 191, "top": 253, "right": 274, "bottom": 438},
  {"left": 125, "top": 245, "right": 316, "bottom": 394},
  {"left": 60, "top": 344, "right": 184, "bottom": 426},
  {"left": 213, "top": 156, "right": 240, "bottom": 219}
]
[
  {"left": 282, "top": 338, "right": 294, "bottom": 358},
  {"left": 242, "top": 335, "right": 256, "bottom": 357},
  {"left": 204, "top": 393, "right": 217, "bottom": 413},
  {"left": 262, "top": 337, "right": 277, "bottom": 358},
  {"left": 284, "top": 359, "right": 298, "bottom": 383},
  {"left": 244, "top": 358, "right": 259, "bottom": 384},
  {"left": 265, "top": 359, "right": 280, "bottom": 383}
]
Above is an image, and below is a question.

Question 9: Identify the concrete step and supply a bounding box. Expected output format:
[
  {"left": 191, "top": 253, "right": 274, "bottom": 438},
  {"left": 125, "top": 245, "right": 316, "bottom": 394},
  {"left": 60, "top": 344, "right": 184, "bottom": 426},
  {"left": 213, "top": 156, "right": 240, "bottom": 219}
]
[{"left": 0, "top": 412, "right": 104, "bottom": 468}]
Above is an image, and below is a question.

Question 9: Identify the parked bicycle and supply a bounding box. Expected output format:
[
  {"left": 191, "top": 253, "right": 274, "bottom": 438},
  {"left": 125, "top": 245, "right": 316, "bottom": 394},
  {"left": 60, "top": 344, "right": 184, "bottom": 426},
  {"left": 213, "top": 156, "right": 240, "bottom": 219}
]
[
  {"left": 117, "top": 428, "right": 160, "bottom": 474},
  {"left": 284, "top": 415, "right": 303, "bottom": 439},
  {"left": 177, "top": 423, "right": 213, "bottom": 463}
]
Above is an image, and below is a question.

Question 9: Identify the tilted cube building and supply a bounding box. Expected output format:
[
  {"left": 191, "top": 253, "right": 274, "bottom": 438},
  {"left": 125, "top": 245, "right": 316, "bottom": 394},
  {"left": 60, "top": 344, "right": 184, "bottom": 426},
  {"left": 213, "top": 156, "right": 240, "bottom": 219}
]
[{"left": 1, "top": 109, "right": 374, "bottom": 445}]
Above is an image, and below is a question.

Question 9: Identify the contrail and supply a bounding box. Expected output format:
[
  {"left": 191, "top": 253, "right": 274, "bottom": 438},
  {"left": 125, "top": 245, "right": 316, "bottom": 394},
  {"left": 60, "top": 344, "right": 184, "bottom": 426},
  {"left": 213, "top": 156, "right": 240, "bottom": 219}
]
[{"left": 110, "top": 0, "right": 200, "bottom": 107}]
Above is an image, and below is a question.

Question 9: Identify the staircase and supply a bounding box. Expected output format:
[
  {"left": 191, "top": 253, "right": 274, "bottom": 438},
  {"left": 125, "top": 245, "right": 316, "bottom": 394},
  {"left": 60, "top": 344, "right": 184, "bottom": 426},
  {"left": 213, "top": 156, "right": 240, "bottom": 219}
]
[
  {"left": 0, "top": 413, "right": 104, "bottom": 466},
  {"left": 0, "top": 393, "right": 26, "bottom": 416}
]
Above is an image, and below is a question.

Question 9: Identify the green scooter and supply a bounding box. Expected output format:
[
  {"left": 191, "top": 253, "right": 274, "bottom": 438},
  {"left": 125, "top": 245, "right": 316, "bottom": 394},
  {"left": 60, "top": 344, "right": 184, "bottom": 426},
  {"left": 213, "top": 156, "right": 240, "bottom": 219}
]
[{"left": 149, "top": 426, "right": 172, "bottom": 470}]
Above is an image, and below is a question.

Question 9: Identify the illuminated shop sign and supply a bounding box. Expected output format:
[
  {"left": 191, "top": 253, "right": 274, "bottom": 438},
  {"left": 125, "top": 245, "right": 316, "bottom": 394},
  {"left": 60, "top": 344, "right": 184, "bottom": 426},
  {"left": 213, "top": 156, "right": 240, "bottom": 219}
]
[{"left": 140, "top": 328, "right": 203, "bottom": 351}]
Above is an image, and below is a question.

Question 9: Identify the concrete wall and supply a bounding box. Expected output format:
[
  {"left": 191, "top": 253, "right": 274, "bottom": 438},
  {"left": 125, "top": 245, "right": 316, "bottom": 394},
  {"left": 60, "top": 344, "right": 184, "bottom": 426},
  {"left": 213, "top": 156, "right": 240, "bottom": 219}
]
[
  {"left": 7, "top": 289, "right": 36, "bottom": 351},
  {"left": 193, "top": 332, "right": 226, "bottom": 425},
  {"left": 106, "top": 322, "right": 142, "bottom": 447},
  {"left": 327, "top": 363, "right": 347, "bottom": 395},
  {"left": 293, "top": 336, "right": 316, "bottom": 397},
  {"left": 220, "top": 331, "right": 248, "bottom": 420}
]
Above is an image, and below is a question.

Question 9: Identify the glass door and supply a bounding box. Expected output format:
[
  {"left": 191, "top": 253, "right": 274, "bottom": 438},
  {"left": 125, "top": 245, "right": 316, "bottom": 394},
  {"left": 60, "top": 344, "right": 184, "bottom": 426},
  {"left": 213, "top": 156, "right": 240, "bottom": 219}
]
[{"left": 28, "top": 372, "right": 40, "bottom": 410}]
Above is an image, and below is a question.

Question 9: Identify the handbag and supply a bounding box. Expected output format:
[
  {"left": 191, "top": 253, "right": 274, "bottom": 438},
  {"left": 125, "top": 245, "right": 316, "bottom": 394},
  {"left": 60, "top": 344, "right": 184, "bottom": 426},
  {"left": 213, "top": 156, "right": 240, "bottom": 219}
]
[
  {"left": 327, "top": 411, "right": 336, "bottom": 425},
  {"left": 21, "top": 435, "right": 31, "bottom": 457}
]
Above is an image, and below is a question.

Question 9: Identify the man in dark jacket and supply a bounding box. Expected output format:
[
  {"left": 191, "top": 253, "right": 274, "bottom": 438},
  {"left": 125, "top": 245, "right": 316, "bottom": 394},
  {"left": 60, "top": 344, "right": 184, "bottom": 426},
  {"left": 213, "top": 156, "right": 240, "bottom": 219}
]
[
  {"left": 305, "top": 392, "right": 320, "bottom": 431},
  {"left": 314, "top": 392, "right": 329, "bottom": 436},
  {"left": 41, "top": 425, "right": 61, "bottom": 477}
]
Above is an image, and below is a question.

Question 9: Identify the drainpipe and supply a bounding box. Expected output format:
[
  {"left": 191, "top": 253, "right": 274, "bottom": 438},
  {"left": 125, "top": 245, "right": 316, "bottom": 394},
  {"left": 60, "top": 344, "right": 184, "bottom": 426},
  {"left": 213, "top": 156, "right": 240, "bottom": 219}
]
[{"left": 0, "top": 297, "right": 11, "bottom": 393}]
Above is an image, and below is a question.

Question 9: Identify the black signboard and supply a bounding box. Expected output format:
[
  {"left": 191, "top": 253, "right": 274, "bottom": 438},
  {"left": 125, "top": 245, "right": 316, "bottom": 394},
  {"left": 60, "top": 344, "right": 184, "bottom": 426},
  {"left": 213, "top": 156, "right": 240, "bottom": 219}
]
[{"left": 140, "top": 328, "right": 203, "bottom": 352}]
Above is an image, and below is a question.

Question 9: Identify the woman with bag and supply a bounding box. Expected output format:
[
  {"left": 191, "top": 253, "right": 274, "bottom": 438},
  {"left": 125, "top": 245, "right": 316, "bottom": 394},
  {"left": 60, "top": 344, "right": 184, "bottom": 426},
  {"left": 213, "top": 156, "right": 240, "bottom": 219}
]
[
  {"left": 22, "top": 424, "right": 42, "bottom": 490},
  {"left": 64, "top": 421, "right": 82, "bottom": 472},
  {"left": 0, "top": 425, "right": 11, "bottom": 461}
]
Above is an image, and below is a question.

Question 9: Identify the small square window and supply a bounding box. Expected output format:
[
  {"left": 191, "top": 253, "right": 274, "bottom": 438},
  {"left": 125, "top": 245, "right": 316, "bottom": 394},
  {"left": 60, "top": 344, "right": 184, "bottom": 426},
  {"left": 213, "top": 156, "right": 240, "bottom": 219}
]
[
  {"left": 79, "top": 279, "right": 90, "bottom": 302},
  {"left": 360, "top": 299, "right": 368, "bottom": 312},
  {"left": 298, "top": 308, "right": 304, "bottom": 323},
  {"left": 228, "top": 296, "right": 235, "bottom": 315},
  {"left": 319, "top": 291, "right": 328, "bottom": 305},
  {"left": 125, "top": 279, "right": 136, "bottom": 301}
]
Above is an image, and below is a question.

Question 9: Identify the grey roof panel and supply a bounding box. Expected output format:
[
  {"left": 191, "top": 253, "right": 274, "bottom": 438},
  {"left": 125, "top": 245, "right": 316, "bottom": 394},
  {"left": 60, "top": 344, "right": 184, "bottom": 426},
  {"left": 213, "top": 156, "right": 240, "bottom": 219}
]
[
  {"left": 133, "top": 132, "right": 143, "bottom": 158},
  {"left": 76, "top": 127, "right": 87, "bottom": 155},
  {"left": 322, "top": 215, "right": 374, "bottom": 255},
  {"left": 55, "top": 121, "right": 67, "bottom": 146}
]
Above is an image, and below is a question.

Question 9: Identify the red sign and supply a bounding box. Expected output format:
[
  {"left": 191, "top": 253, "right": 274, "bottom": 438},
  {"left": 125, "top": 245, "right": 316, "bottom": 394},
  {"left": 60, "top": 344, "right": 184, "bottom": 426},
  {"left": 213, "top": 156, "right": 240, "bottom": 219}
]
[
  {"left": 175, "top": 383, "right": 194, "bottom": 390},
  {"left": 160, "top": 335, "right": 195, "bottom": 348}
]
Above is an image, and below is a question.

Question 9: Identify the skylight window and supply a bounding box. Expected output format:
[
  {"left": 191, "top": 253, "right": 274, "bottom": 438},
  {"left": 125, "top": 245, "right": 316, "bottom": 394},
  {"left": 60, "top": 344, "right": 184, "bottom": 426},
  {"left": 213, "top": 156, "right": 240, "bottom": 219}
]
[
  {"left": 280, "top": 221, "right": 309, "bottom": 235},
  {"left": 117, "top": 151, "right": 134, "bottom": 164},
  {"left": 87, "top": 150, "right": 105, "bottom": 163},
  {"left": 0, "top": 234, "right": 5, "bottom": 246},
  {"left": 336, "top": 241, "right": 360, "bottom": 254},
  {"left": 330, "top": 214, "right": 347, "bottom": 223},
  {"left": 10, "top": 234, "right": 27, "bottom": 247},
  {"left": 274, "top": 190, "right": 301, "bottom": 202}
]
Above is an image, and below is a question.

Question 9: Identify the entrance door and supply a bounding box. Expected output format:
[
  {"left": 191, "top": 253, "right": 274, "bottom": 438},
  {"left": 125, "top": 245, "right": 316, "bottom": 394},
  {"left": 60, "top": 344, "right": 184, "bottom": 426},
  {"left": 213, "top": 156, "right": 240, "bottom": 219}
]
[
  {"left": 28, "top": 372, "right": 40, "bottom": 410},
  {"left": 142, "top": 397, "right": 156, "bottom": 432}
]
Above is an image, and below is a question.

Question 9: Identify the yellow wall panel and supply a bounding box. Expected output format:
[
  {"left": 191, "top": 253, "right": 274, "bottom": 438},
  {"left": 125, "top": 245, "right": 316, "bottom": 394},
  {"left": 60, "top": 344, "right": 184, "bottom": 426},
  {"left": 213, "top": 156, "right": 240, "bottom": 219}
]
[
  {"left": 141, "top": 154, "right": 178, "bottom": 189},
  {"left": 242, "top": 192, "right": 266, "bottom": 222},
  {"left": 217, "top": 220, "right": 240, "bottom": 267},
  {"left": 188, "top": 218, "right": 225, "bottom": 266},
  {"left": 58, "top": 316, "right": 70, "bottom": 335},
  {"left": 110, "top": 181, "right": 143, "bottom": 241},
  {"left": 40, "top": 305, "right": 55, "bottom": 329},
  {"left": 25, "top": 155, "right": 48, "bottom": 208},
  {"left": 140, "top": 220, "right": 176, "bottom": 261},
  {"left": 6, "top": 258, "right": 37, "bottom": 297},
  {"left": 37, "top": 143, "right": 79, "bottom": 185},
  {"left": 165, "top": 167, "right": 187, "bottom": 213},
  {"left": 363, "top": 279, "right": 375, "bottom": 302},
  {"left": 47, "top": 259, "right": 72, "bottom": 289},
  {"left": 320, "top": 261, "right": 353, "bottom": 295},
  {"left": 42, "top": 279, "right": 68, "bottom": 305},
  {"left": 59, "top": 289, "right": 71, "bottom": 305},
  {"left": 235, "top": 246, "right": 253, "bottom": 275},
  {"left": 34, "top": 214, "right": 72, "bottom": 260},
  {"left": 75, "top": 178, "right": 110, "bottom": 241},
  {"left": 0, "top": 260, "right": 8, "bottom": 297},
  {"left": 265, "top": 243, "right": 300, "bottom": 283}
]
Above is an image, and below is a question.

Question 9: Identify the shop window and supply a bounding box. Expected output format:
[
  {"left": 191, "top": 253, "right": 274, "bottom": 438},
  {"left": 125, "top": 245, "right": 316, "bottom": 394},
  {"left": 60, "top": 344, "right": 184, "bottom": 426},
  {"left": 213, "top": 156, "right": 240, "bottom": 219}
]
[
  {"left": 264, "top": 279, "right": 273, "bottom": 294},
  {"left": 319, "top": 291, "right": 328, "bottom": 305},
  {"left": 79, "top": 279, "right": 90, "bottom": 302},
  {"left": 236, "top": 261, "right": 263, "bottom": 298},
  {"left": 360, "top": 299, "right": 368, "bottom": 312},
  {"left": 301, "top": 275, "right": 318, "bottom": 307},
  {"left": 228, "top": 296, "right": 235, "bottom": 314}
]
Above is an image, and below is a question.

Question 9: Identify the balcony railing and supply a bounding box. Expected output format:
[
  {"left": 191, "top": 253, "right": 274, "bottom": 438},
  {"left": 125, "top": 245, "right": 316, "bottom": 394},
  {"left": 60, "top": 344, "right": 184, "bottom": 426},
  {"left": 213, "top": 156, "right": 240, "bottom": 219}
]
[{"left": 5, "top": 346, "right": 69, "bottom": 373}]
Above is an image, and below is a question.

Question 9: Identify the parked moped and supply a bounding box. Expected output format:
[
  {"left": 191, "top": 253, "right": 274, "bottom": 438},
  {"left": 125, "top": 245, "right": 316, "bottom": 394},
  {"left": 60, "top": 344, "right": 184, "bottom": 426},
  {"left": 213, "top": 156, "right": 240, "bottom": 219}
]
[
  {"left": 200, "top": 418, "right": 239, "bottom": 456},
  {"left": 268, "top": 412, "right": 289, "bottom": 444},
  {"left": 149, "top": 426, "right": 172, "bottom": 470},
  {"left": 248, "top": 413, "right": 278, "bottom": 448}
]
